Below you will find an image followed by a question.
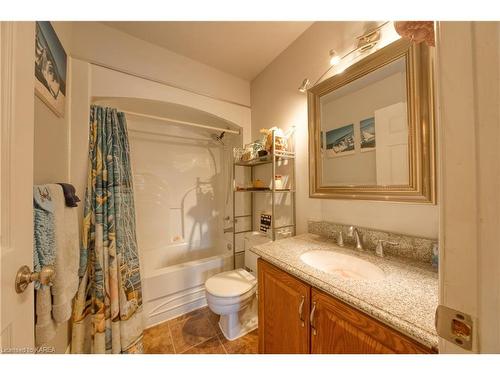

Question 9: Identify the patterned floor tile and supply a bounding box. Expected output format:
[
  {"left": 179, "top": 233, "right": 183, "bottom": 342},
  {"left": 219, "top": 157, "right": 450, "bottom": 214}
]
[
  {"left": 167, "top": 308, "right": 208, "bottom": 328},
  {"left": 206, "top": 308, "right": 220, "bottom": 326},
  {"left": 169, "top": 314, "right": 218, "bottom": 353},
  {"left": 181, "top": 336, "right": 226, "bottom": 354},
  {"left": 219, "top": 328, "right": 258, "bottom": 354},
  {"left": 142, "top": 306, "right": 258, "bottom": 354},
  {"left": 143, "top": 323, "right": 175, "bottom": 354}
]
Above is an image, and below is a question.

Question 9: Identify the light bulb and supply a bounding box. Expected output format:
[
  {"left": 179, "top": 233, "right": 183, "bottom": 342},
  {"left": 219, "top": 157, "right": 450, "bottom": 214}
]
[{"left": 329, "top": 50, "right": 341, "bottom": 66}]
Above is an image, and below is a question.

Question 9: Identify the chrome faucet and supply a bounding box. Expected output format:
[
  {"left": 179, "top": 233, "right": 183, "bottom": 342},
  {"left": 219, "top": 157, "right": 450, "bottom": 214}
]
[
  {"left": 347, "top": 226, "right": 364, "bottom": 251},
  {"left": 336, "top": 230, "right": 344, "bottom": 247}
]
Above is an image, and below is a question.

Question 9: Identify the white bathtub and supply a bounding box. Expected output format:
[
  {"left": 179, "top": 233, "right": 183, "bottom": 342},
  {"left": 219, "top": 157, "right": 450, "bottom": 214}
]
[{"left": 142, "top": 243, "right": 233, "bottom": 328}]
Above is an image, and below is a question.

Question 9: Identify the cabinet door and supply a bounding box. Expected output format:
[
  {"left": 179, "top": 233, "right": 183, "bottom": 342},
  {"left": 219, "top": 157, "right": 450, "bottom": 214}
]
[
  {"left": 311, "top": 288, "right": 432, "bottom": 354},
  {"left": 258, "top": 259, "right": 310, "bottom": 354}
]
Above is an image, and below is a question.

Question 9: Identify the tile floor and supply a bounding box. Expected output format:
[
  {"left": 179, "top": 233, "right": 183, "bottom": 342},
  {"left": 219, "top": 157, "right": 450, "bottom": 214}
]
[{"left": 143, "top": 306, "right": 258, "bottom": 354}]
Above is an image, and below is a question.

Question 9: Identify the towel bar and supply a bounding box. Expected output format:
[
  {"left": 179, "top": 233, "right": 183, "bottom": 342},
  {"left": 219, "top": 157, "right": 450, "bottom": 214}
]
[{"left": 15, "top": 265, "right": 56, "bottom": 294}]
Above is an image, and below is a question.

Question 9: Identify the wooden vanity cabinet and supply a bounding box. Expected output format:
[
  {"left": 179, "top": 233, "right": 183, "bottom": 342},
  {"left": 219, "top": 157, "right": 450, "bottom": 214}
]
[
  {"left": 258, "top": 258, "right": 311, "bottom": 353},
  {"left": 258, "top": 259, "right": 433, "bottom": 354},
  {"left": 310, "top": 288, "right": 431, "bottom": 354}
]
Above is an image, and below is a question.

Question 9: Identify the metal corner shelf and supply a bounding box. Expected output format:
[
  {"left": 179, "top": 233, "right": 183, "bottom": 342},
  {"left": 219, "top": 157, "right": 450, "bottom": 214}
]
[
  {"left": 231, "top": 129, "right": 296, "bottom": 268},
  {"left": 234, "top": 188, "right": 295, "bottom": 193},
  {"left": 233, "top": 151, "right": 295, "bottom": 167}
]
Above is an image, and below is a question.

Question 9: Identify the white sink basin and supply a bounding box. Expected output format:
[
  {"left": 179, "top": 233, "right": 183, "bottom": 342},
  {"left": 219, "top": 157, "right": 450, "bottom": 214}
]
[{"left": 300, "top": 250, "right": 385, "bottom": 281}]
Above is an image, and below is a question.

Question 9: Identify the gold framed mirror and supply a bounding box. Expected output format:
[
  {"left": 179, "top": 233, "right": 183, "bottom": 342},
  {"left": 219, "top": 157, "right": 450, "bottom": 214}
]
[{"left": 308, "top": 38, "right": 436, "bottom": 203}]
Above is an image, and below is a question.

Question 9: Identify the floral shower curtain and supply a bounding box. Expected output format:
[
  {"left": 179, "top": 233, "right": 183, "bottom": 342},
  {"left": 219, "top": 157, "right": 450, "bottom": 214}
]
[{"left": 72, "top": 105, "right": 144, "bottom": 354}]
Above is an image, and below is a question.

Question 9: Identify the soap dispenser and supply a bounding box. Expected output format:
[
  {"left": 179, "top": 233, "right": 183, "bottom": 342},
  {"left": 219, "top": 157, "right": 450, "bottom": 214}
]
[{"left": 431, "top": 243, "right": 439, "bottom": 269}]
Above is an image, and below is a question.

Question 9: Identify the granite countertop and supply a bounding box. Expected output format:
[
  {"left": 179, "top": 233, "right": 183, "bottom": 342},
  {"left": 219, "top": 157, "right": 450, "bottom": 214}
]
[{"left": 251, "top": 233, "right": 439, "bottom": 350}]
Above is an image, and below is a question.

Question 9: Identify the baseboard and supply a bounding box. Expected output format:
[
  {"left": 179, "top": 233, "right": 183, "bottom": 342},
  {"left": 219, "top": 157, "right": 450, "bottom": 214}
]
[{"left": 144, "top": 285, "right": 209, "bottom": 328}]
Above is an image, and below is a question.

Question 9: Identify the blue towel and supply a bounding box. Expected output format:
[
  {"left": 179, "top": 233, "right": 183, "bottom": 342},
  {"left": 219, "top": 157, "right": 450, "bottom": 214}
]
[{"left": 33, "top": 185, "right": 55, "bottom": 289}]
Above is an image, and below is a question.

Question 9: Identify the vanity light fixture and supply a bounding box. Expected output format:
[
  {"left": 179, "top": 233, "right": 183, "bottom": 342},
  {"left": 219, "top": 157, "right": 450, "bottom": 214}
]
[
  {"left": 298, "top": 78, "right": 310, "bottom": 93},
  {"left": 329, "top": 50, "right": 341, "bottom": 66},
  {"left": 298, "top": 22, "right": 388, "bottom": 93}
]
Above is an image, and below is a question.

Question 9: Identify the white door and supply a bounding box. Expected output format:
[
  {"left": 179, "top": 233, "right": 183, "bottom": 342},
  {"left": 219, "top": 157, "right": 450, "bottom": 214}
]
[
  {"left": 436, "top": 21, "right": 500, "bottom": 354},
  {"left": 374, "top": 102, "right": 409, "bottom": 185},
  {"left": 0, "top": 22, "right": 35, "bottom": 353}
]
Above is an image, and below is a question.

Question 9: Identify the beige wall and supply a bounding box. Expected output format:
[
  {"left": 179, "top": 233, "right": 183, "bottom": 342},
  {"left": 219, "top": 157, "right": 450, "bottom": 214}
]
[
  {"left": 250, "top": 21, "right": 439, "bottom": 239},
  {"left": 67, "top": 22, "right": 250, "bottom": 107},
  {"left": 33, "top": 96, "right": 69, "bottom": 184}
]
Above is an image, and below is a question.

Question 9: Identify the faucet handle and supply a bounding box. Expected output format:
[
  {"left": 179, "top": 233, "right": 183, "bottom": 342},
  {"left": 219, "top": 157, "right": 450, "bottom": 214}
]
[
  {"left": 336, "top": 231, "right": 344, "bottom": 246},
  {"left": 375, "top": 239, "right": 399, "bottom": 257}
]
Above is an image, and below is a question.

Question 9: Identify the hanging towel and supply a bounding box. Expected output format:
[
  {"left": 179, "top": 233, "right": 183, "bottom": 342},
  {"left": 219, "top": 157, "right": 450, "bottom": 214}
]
[
  {"left": 35, "top": 184, "right": 80, "bottom": 346},
  {"left": 33, "top": 184, "right": 57, "bottom": 344},
  {"left": 56, "top": 182, "right": 81, "bottom": 207},
  {"left": 49, "top": 184, "right": 80, "bottom": 322},
  {"left": 33, "top": 185, "right": 55, "bottom": 285}
]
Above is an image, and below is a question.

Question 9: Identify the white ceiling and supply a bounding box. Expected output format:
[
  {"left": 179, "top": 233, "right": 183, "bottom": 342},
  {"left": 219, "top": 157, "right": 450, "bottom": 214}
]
[{"left": 102, "top": 21, "right": 313, "bottom": 81}]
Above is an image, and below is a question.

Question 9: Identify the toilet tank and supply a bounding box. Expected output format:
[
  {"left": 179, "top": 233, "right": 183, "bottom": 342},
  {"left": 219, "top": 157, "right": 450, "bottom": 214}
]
[{"left": 244, "top": 232, "right": 270, "bottom": 277}]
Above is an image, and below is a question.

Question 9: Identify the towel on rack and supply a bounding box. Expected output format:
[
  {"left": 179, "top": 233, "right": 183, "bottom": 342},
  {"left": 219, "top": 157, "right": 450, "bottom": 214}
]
[
  {"left": 34, "top": 184, "right": 80, "bottom": 346},
  {"left": 56, "top": 182, "right": 81, "bottom": 207},
  {"left": 49, "top": 184, "right": 79, "bottom": 322},
  {"left": 33, "top": 184, "right": 57, "bottom": 344},
  {"left": 33, "top": 185, "right": 56, "bottom": 287}
]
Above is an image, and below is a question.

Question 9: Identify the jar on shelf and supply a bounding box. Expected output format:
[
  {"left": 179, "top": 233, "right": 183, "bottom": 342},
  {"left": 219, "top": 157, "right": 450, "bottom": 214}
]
[{"left": 270, "top": 175, "right": 283, "bottom": 190}]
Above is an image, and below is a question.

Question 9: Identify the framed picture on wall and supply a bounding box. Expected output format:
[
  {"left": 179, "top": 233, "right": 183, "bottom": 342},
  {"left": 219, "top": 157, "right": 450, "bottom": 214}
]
[
  {"left": 360, "top": 117, "right": 376, "bottom": 152},
  {"left": 35, "top": 21, "right": 67, "bottom": 117},
  {"left": 325, "top": 124, "right": 355, "bottom": 158}
]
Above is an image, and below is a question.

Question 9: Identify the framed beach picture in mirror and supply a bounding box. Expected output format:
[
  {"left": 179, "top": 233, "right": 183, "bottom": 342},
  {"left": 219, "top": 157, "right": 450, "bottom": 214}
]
[
  {"left": 35, "top": 21, "right": 67, "bottom": 117},
  {"left": 360, "top": 117, "right": 375, "bottom": 152},
  {"left": 325, "top": 124, "right": 355, "bottom": 158}
]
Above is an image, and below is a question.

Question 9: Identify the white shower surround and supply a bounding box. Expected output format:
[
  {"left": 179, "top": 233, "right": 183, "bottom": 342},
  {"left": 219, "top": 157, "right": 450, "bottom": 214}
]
[
  {"left": 87, "top": 66, "right": 249, "bottom": 327},
  {"left": 128, "top": 114, "right": 236, "bottom": 327}
]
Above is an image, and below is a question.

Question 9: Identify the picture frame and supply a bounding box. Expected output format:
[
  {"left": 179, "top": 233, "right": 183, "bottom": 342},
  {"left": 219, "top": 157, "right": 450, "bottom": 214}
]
[
  {"left": 325, "top": 124, "right": 355, "bottom": 158},
  {"left": 360, "top": 117, "right": 376, "bottom": 152},
  {"left": 34, "top": 21, "right": 67, "bottom": 117}
]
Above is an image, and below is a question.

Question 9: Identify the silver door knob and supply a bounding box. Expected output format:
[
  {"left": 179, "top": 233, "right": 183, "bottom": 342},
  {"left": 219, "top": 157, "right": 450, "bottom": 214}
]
[{"left": 15, "top": 265, "right": 55, "bottom": 294}]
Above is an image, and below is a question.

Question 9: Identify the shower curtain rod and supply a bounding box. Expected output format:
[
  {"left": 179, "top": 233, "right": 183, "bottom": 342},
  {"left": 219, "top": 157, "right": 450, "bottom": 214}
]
[{"left": 120, "top": 110, "right": 241, "bottom": 135}]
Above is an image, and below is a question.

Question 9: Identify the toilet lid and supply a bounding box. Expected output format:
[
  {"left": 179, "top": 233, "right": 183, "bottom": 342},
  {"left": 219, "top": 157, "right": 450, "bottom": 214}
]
[{"left": 205, "top": 269, "right": 257, "bottom": 298}]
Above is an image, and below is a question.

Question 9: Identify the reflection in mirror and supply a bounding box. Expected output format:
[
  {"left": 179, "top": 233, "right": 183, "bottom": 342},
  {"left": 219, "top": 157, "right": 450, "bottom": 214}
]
[{"left": 320, "top": 57, "right": 408, "bottom": 186}]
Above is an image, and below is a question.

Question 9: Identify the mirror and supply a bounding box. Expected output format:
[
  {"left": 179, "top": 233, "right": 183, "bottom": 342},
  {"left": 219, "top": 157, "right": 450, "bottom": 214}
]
[{"left": 308, "top": 39, "right": 436, "bottom": 203}]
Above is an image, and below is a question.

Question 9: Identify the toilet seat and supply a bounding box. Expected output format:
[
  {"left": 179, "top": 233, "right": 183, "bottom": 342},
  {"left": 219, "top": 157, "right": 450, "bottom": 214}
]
[{"left": 205, "top": 268, "right": 256, "bottom": 298}]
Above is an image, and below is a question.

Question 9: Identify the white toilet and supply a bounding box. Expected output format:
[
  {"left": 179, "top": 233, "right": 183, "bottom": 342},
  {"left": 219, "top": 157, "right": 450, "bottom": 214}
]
[{"left": 205, "top": 232, "right": 270, "bottom": 341}]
